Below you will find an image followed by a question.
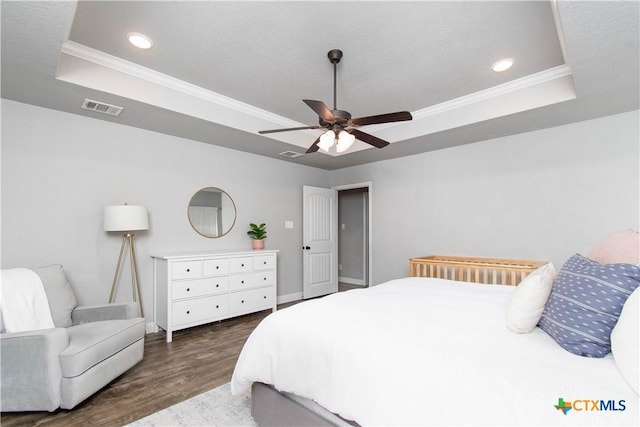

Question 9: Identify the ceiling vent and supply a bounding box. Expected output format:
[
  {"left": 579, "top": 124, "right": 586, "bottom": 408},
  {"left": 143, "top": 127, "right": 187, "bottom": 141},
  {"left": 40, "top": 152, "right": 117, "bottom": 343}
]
[
  {"left": 279, "top": 151, "right": 303, "bottom": 159},
  {"left": 81, "top": 99, "right": 124, "bottom": 116}
]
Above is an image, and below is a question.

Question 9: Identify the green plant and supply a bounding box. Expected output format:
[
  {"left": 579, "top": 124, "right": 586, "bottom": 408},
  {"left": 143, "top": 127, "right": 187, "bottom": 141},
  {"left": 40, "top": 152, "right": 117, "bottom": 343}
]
[{"left": 247, "top": 223, "right": 267, "bottom": 240}]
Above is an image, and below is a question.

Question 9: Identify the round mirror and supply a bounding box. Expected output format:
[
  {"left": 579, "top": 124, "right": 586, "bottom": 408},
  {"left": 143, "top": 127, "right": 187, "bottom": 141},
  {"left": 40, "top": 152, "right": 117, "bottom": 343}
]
[{"left": 188, "top": 187, "right": 237, "bottom": 238}]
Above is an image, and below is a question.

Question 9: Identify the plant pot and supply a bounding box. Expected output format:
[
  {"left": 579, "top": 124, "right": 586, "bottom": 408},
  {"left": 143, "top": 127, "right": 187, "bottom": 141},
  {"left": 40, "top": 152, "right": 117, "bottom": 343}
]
[{"left": 252, "top": 239, "right": 265, "bottom": 250}]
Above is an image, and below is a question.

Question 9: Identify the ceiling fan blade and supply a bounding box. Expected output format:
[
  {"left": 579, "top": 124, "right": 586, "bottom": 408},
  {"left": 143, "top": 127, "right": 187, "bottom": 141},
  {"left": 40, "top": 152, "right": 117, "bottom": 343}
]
[
  {"left": 350, "top": 129, "right": 390, "bottom": 149},
  {"left": 259, "top": 125, "right": 321, "bottom": 135},
  {"left": 306, "top": 136, "right": 321, "bottom": 153},
  {"left": 350, "top": 111, "right": 413, "bottom": 127},
  {"left": 303, "top": 99, "right": 336, "bottom": 122}
]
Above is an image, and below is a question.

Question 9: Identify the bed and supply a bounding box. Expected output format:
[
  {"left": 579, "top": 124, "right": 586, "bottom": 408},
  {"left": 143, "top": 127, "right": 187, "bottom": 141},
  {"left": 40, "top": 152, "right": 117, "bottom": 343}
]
[{"left": 231, "top": 253, "right": 639, "bottom": 426}]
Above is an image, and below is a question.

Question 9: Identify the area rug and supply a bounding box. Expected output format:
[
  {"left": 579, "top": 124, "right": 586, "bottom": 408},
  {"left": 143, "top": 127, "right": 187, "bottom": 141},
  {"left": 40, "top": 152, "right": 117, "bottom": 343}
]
[{"left": 127, "top": 382, "right": 256, "bottom": 426}]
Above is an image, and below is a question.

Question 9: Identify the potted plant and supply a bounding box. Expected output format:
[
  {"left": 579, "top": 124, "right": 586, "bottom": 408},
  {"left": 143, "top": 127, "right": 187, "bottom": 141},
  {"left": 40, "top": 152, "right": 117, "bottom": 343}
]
[{"left": 247, "top": 223, "right": 267, "bottom": 249}]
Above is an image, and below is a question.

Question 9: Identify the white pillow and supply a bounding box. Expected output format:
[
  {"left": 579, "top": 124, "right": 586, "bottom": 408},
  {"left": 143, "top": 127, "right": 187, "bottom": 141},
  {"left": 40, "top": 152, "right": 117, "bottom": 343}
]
[
  {"left": 506, "top": 263, "right": 556, "bottom": 334},
  {"left": 611, "top": 287, "right": 639, "bottom": 395}
]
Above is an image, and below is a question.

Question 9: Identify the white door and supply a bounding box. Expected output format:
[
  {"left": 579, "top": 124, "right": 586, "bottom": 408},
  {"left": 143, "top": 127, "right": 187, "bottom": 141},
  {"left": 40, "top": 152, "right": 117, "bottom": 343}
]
[{"left": 303, "top": 185, "right": 338, "bottom": 299}]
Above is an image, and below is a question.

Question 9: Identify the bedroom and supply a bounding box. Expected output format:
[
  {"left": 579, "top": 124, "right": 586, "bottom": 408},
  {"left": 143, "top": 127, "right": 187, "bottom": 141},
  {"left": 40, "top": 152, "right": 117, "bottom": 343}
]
[{"left": 1, "top": 0, "right": 639, "bottom": 425}]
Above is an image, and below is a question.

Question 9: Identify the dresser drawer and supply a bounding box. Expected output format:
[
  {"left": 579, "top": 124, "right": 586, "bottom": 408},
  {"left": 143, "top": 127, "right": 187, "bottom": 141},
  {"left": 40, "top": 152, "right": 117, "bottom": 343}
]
[
  {"left": 172, "top": 277, "right": 229, "bottom": 300},
  {"left": 253, "top": 255, "right": 275, "bottom": 271},
  {"left": 230, "top": 287, "right": 274, "bottom": 314},
  {"left": 172, "top": 294, "right": 229, "bottom": 326},
  {"left": 203, "top": 258, "right": 229, "bottom": 277},
  {"left": 229, "top": 257, "right": 253, "bottom": 274},
  {"left": 229, "top": 271, "right": 274, "bottom": 291},
  {"left": 172, "top": 260, "right": 202, "bottom": 280}
]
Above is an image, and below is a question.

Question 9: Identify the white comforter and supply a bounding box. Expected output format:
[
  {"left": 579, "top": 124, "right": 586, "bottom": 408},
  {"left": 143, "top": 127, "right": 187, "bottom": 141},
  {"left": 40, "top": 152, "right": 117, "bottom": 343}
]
[{"left": 231, "top": 278, "right": 638, "bottom": 426}]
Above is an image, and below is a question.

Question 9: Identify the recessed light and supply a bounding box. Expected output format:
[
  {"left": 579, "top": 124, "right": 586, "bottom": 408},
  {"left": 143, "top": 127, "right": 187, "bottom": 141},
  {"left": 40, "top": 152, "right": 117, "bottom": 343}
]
[
  {"left": 491, "top": 58, "right": 514, "bottom": 72},
  {"left": 127, "top": 32, "right": 153, "bottom": 50}
]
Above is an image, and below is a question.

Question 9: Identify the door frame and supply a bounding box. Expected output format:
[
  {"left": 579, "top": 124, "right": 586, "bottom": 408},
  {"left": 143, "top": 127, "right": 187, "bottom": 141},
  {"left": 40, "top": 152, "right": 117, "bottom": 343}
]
[{"left": 334, "top": 181, "right": 373, "bottom": 287}]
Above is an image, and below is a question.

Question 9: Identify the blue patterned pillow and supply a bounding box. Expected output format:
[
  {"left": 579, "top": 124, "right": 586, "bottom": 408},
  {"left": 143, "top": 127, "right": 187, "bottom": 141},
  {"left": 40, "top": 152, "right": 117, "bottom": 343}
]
[{"left": 538, "top": 254, "right": 640, "bottom": 357}]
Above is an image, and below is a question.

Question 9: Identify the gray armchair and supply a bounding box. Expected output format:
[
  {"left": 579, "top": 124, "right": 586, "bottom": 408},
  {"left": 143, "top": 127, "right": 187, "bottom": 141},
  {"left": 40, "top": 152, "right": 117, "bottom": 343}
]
[{"left": 1, "top": 265, "right": 145, "bottom": 411}]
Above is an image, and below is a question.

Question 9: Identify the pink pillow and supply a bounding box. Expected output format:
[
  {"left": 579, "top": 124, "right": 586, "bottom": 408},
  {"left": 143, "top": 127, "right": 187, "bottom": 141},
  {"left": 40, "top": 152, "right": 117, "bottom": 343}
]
[{"left": 588, "top": 229, "right": 640, "bottom": 265}]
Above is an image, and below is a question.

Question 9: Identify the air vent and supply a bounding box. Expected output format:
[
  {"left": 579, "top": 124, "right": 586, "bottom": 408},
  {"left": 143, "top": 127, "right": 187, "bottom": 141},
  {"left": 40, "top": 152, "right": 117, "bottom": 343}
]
[
  {"left": 81, "top": 99, "right": 124, "bottom": 116},
  {"left": 279, "top": 151, "right": 303, "bottom": 159}
]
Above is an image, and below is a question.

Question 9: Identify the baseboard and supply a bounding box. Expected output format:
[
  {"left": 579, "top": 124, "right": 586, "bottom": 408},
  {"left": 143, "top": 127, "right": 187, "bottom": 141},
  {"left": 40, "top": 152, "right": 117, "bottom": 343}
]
[
  {"left": 145, "top": 321, "right": 158, "bottom": 334},
  {"left": 277, "top": 292, "right": 302, "bottom": 305},
  {"left": 339, "top": 276, "right": 365, "bottom": 286}
]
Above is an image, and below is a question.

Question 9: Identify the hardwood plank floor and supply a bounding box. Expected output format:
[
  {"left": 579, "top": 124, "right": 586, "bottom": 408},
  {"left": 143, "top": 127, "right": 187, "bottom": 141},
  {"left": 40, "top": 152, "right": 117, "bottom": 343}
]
[{"left": 1, "top": 307, "right": 279, "bottom": 427}]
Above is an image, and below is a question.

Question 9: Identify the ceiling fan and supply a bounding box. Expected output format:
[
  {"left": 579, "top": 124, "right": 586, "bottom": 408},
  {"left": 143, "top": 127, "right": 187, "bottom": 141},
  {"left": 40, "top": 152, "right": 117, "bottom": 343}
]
[{"left": 259, "top": 49, "right": 413, "bottom": 154}]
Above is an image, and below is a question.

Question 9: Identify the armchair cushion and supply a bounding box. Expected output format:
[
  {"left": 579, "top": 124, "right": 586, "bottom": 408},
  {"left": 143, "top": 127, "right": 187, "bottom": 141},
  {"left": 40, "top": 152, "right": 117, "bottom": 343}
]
[
  {"left": 33, "top": 265, "right": 77, "bottom": 328},
  {"left": 59, "top": 318, "right": 145, "bottom": 378}
]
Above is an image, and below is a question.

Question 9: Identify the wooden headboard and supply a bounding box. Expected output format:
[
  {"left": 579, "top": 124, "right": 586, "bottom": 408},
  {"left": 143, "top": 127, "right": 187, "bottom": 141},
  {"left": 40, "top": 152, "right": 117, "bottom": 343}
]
[{"left": 409, "top": 255, "right": 547, "bottom": 286}]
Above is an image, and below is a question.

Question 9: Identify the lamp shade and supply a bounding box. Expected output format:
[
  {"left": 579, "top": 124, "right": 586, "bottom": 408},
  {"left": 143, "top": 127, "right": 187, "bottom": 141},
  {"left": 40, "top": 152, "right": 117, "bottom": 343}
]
[{"left": 104, "top": 205, "right": 149, "bottom": 231}]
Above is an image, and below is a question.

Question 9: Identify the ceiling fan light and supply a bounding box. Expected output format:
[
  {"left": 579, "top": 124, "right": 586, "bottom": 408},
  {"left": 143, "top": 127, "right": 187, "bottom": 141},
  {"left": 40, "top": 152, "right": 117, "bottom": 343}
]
[
  {"left": 318, "top": 130, "right": 335, "bottom": 152},
  {"left": 336, "top": 131, "right": 355, "bottom": 153}
]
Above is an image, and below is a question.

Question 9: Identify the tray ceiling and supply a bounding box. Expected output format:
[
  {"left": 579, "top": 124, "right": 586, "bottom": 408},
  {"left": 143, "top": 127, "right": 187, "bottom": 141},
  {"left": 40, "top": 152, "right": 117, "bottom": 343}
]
[{"left": 2, "top": 1, "right": 638, "bottom": 170}]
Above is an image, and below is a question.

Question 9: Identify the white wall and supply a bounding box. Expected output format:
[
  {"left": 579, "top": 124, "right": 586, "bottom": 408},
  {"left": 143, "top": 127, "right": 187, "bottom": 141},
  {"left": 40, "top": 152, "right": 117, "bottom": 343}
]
[
  {"left": 331, "top": 110, "right": 640, "bottom": 284},
  {"left": 1, "top": 100, "right": 329, "bottom": 319}
]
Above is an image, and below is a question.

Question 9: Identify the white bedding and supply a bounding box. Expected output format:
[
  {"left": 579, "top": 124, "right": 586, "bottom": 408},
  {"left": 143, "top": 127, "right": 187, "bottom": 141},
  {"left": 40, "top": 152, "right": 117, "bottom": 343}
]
[{"left": 231, "top": 278, "right": 638, "bottom": 426}]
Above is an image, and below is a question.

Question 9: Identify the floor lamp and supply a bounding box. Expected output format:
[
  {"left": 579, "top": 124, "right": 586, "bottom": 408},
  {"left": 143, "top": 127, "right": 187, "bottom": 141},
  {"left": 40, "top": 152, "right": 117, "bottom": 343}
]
[{"left": 104, "top": 204, "right": 149, "bottom": 317}]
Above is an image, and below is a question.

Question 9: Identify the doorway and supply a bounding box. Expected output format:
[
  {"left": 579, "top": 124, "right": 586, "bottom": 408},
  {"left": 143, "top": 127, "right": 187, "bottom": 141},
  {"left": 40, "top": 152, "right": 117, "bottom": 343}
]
[{"left": 336, "top": 183, "right": 372, "bottom": 288}]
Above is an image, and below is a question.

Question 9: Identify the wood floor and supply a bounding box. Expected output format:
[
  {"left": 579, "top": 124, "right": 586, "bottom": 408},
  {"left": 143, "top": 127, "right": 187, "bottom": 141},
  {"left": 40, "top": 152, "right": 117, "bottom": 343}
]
[{"left": 1, "top": 285, "right": 363, "bottom": 427}]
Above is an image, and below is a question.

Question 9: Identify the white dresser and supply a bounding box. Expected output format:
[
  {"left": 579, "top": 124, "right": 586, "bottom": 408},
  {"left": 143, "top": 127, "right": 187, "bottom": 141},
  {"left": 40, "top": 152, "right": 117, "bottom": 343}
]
[{"left": 152, "top": 249, "right": 278, "bottom": 342}]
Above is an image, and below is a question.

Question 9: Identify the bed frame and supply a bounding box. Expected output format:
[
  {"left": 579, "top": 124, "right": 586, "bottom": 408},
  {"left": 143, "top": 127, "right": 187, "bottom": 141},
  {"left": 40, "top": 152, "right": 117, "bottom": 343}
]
[
  {"left": 251, "top": 255, "right": 547, "bottom": 426},
  {"left": 409, "top": 255, "right": 546, "bottom": 286}
]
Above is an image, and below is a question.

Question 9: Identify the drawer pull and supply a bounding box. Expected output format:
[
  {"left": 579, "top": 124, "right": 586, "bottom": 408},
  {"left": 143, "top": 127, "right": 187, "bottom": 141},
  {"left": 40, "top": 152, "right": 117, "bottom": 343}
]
[
  {"left": 241, "top": 280, "right": 245, "bottom": 284},
  {"left": 186, "top": 310, "right": 190, "bottom": 314},
  {"left": 241, "top": 263, "right": 245, "bottom": 267},
  {"left": 186, "top": 268, "right": 190, "bottom": 272},
  {"left": 216, "top": 266, "right": 219, "bottom": 269},
  {"left": 187, "top": 288, "right": 190, "bottom": 292},
  {"left": 216, "top": 305, "right": 219, "bottom": 309},
  {"left": 263, "top": 295, "right": 267, "bottom": 299},
  {"left": 263, "top": 277, "right": 267, "bottom": 281},
  {"left": 241, "top": 300, "right": 245, "bottom": 303},
  {"left": 263, "top": 261, "right": 267, "bottom": 265},
  {"left": 216, "top": 284, "right": 219, "bottom": 288}
]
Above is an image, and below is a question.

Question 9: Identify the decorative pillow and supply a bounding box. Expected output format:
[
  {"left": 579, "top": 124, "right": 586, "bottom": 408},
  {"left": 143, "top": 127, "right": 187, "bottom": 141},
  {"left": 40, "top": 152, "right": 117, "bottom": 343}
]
[
  {"left": 611, "top": 288, "right": 639, "bottom": 394},
  {"left": 538, "top": 254, "right": 640, "bottom": 358},
  {"left": 506, "top": 263, "right": 556, "bottom": 333},
  {"left": 588, "top": 229, "right": 640, "bottom": 265},
  {"left": 32, "top": 264, "right": 77, "bottom": 328}
]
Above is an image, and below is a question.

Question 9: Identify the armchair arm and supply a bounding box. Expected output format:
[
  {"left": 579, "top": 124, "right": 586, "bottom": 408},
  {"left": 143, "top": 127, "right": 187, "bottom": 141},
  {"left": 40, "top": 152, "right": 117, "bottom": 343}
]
[
  {"left": 0, "top": 328, "right": 69, "bottom": 412},
  {"left": 71, "top": 302, "right": 140, "bottom": 324}
]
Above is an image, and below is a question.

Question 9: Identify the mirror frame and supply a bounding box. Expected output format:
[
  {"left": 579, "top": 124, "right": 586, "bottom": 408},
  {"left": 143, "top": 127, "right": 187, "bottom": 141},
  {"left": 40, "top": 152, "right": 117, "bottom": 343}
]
[{"left": 187, "top": 187, "right": 237, "bottom": 238}]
